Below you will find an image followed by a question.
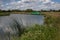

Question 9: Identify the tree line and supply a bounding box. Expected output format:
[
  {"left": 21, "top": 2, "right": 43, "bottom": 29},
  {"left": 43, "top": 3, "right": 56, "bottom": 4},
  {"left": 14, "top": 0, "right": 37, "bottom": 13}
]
[{"left": 0, "top": 9, "right": 60, "bottom": 12}]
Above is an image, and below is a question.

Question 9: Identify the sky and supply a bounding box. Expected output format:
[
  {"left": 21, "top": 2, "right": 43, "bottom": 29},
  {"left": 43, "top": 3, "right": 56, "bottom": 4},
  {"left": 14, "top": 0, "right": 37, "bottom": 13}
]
[{"left": 0, "top": 0, "right": 60, "bottom": 10}]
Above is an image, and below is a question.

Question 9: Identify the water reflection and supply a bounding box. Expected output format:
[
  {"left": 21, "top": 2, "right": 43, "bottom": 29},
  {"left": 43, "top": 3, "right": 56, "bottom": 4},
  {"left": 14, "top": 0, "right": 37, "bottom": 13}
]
[
  {"left": 0, "top": 14, "right": 44, "bottom": 40},
  {"left": 10, "top": 14, "right": 44, "bottom": 26}
]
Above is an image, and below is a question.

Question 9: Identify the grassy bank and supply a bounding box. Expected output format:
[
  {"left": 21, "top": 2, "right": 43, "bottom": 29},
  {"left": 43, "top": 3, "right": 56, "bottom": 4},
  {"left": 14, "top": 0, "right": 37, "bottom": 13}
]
[
  {"left": 20, "top": 25, "right": 58, "bottom": 40},
  {"left": 12, "top": 24, "right": 58, "bottom": 40},
  {"left": 0, "top": 12, "right": 60, "bottom": 15},
  {"left": 44, "top": 12, "right": 60, "bottom": 40},
  {"left": 0, "top": 12, "right": 60, "bottom": 40},
  {"left": 12, "top": 12, "right": 60, "bottom": 40}
]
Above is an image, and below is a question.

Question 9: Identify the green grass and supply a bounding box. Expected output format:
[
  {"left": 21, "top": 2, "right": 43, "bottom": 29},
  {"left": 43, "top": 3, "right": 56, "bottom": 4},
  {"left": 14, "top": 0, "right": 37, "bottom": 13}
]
[
  {"left": 12, "top": 24, "right": 58, "bottom": 40},
  {"left": 21, "top": 25, "right": 58, "bottom": 40}
]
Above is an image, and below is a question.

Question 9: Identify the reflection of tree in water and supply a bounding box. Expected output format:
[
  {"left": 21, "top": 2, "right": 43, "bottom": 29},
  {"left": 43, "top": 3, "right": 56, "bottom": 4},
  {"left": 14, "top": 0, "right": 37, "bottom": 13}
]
[{"left": 13, "top": 18, "right": 24, "bottom": 36}]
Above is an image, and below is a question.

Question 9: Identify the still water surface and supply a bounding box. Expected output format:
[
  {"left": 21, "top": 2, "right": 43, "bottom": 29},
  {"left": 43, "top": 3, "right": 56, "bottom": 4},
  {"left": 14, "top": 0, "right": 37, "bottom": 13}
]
[{"left": 0, "top": 14, "right": 44, "bottom": 40}]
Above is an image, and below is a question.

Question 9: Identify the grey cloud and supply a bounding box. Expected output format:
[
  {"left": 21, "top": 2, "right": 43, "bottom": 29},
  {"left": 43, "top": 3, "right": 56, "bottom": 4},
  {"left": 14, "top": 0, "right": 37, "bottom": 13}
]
[{"left": 0, "top": 0, "right": 60, "bottom": 10}]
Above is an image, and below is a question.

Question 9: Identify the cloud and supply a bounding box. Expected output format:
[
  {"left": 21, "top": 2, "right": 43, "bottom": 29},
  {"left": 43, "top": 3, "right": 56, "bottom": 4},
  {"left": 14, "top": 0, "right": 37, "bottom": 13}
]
[{"left": 0, "top": 0, "right": 60, "bottom": 10}]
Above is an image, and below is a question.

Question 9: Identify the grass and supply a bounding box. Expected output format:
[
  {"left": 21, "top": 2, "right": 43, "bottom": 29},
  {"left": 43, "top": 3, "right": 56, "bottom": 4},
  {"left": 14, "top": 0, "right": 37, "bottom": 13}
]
[
  {"left": 12, "top": 24, "right": 58, "bottom": 40},
  {"left": 43, "top": 12, "right": 60, "bottom": 40},
  {"left": 42, "top": 12, "right": 60, "bottom": 17},
  {"left": 20, "top": 25, "right": 58, "bottom": 40}
]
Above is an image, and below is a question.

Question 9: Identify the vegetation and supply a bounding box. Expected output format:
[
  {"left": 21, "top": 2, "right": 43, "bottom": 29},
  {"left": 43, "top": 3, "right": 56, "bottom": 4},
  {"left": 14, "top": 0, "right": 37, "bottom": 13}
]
[
  {"left": 43, "top": 12, "right": 60, "bottom": 40},
  {"left": 11, "top": 12, "right": 60, "bottom": 40},
  {"left": 0, "top": 9, "right": 60, "bottom": 16},
  {"left": 0, "top": 9, "right": 60, "bottom": 12},
  {"left": 12, "top": 24, "right": 58, "bottom": 40},
  {"left": 20, "top": 25, "right": 58, "bottom": 40}
]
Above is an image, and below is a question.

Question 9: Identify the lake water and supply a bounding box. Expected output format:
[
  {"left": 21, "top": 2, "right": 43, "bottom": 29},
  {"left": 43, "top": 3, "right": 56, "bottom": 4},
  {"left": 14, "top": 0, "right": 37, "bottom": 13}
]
[{"left": 0, "top": 14, "right": 44, "bottom": 40}]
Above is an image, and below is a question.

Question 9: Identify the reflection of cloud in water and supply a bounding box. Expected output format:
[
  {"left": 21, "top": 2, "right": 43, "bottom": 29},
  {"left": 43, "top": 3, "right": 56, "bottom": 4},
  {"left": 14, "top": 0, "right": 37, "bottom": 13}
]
[{"left": 0, "top": 14, "right": 44, "bottom": 40}]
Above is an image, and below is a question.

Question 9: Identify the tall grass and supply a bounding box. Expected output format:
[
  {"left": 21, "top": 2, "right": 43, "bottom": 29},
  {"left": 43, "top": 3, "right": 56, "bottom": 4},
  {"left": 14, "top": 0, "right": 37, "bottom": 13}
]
[
  {"left": 44, "top": 15, "right": 60, "bottom": 40},
  {"left": 12, "top": 24, "right": 58, "bottom": 40},
  {"left": 20, "top": 25, "right": 58, "bottom": 40}
]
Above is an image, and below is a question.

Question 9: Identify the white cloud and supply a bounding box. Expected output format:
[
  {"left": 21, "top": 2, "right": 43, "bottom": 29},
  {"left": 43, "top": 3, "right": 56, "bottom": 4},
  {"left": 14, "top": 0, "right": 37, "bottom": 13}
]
[{"left": 0, "top": 0, "right": 60, "bottom": 10}]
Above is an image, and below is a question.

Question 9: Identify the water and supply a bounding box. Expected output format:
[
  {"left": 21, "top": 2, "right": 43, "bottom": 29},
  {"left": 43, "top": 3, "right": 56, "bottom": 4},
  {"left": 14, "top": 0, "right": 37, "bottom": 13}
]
[
  {"left": 0, "top": 16, "right": 19, "bottom": 40},
  {"left": 0, "top": 14, "right": 44, "bottom": 40},
  {"left": 10, "top": 14, "right": 44, "bottom": 27}
]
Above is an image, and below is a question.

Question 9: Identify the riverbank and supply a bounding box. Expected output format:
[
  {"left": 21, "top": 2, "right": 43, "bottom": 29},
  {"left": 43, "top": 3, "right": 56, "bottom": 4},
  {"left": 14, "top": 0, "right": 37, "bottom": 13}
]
[
  {"left": 12, "top": 24, "right": 58, "bottom": 40},
  {"left": 10, "top": 12, "right": 60, "bottom": 40},
  {"left": 0, "top": 12, "right": 60, "bottom": 15},
  {"left": 43, "top": 12, "right": 60, "bottom": 40},
  {"left": 0, "top": 12, "right": 60, "bottom": 40}
]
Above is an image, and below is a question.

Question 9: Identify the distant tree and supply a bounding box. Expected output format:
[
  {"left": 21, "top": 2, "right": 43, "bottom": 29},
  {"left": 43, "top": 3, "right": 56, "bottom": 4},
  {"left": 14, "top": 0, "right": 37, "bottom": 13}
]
[
  {"left": 52, "top": 10, "right": 56, "bottom": 12},
  {"left": 58, "top": 9, "right": 60, "bottom": 12},
  {"left": 25, "top": 9, "right": 33, "bottom": 12},
  {"left": 39, "top": 9, "right": 47, "bottom": 12},
  {"left": 7, "top": 10, "right": 11, "bottom": 12},
  {"left": 0, "top": 9, "right": 1, "bottom": 11},
  {"left": 50, "top": 9, "right": 53, "bottom": 12},
  {"left": 41, "top": 10, "right": 43, "bottom": 12},
  {"left": 0, "top": 9, "right": 1, "bottom": 12}
]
